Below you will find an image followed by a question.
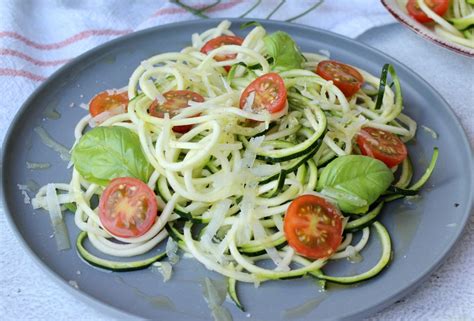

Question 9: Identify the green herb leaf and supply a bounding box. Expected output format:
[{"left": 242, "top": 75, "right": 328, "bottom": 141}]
[
  {"left": 320, "top": 187, "right": 368, "bottom": 208},
  {"left": 71, "top": 126, "right": 153, "bottom": 186},
  {"left": 317, "top": 155, "right": 394, "bottom": 214},
  {"left": 263, "top": 31, "right": 304, "bottom": 71}
]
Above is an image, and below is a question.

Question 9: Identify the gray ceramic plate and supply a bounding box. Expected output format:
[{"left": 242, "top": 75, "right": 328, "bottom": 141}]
[{"left": 2, "top": 19, "right": 473, "bottom": 321}]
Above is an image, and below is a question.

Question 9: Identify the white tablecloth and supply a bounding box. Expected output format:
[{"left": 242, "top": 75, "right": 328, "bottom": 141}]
[{"left": 1, "top": 1, "right": 473, "bottom": 320}]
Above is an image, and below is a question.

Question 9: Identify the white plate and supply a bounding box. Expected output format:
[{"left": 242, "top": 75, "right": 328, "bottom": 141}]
[{"left": 382, "top": 0, "right": 474, "bottom": 57}]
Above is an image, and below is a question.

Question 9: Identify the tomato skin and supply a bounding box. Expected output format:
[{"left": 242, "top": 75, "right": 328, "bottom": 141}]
[
  {"left": 99, "top": 177, "right": 158, "bottom": 238},
  {"left": 316, "top": 60, "right": 364, "bottom": 97},
  {"left": 89, "top": 90, "right": 128, "bottom": 117},
  {"left": 239, "top": 73, "right": 287, "bottom": 115},
  {"left": 356, "top": 127, "right": 408, "bottom": 168},
  {"left": 201, "top": 35, "right": 244, "bottom": 72},
  {"left": 284, "top": 195, "right": 343, "bottom": 260},
  {"left": 406, "top": 0, "right": 449, "bottom": 23},
  {"left": 149, "top": 90, "right": 204, "bottom": 133}
]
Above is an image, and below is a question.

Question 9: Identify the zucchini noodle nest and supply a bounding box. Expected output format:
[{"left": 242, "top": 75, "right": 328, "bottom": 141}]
[{"left": 32, "top": 20, "right": 438, "bottom": 296}]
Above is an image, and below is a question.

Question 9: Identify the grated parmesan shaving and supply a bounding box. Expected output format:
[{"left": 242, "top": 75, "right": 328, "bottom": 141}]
[
  {"left": 243, "top": 91, "right": 256, "bottom": 112},
  {"left": 151, "top": 262, "right": 173, "bottom": 282},
  {"left": 88, "top": 105, "right": 126, "bottom": 127},
  {"left": 46, "top": 184, "right": 70, "bottom": 251},
  {"left": 166, "top": 237, "right": 180, "bottom": 265}
]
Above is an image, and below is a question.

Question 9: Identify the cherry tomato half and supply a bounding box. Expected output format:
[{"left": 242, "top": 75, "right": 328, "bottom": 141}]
[
  {"left": 316, "top": 60, "right": 364, "bottom": 97},
  {"left": 149, "top": 90, "right": 204, "bottom": 133},
  {"left": 284, "top": 194, "right": 343, "bottom": 260},
  {"left": 89, "top": 90, "right": 128, "bottom": 117},
  {"left": 239, "top": 73, "right": 287, "bottom": 115},
  {"left": 201, "top": 35, "right": 244, "bottom": 72},
  {"left": 99, "top": 177, "right": 158, "bottom": 238},
  {"left": 356, "top": 127, "right": 408, "bottom": 168},
  {"left": 406, "top": 0, "right": 449, "bottom": 23}
]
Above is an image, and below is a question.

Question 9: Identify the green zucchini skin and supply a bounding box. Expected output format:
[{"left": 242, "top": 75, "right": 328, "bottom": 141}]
[
  {"left": 156, "top": 177, "right": 207, "bottom": 223},
  {"left": 385, "top": 186, "right": 418, "bottom": 196},
  {"left": 374, "top": 64, "right": 390, "bottom": 110},
  {"left": 259, "top": 155, "right": 303, "bottom": 185},
  {"left": 238, "top": 100, "right": 327, "bottom": 163},
  {"left": 394, "top": 157, "right": 413, "bottom": 189},
  {"left": 464, "top": 29, "right": 474, "bottom": 40},
  {"left": 344, "top": 202, "right": 384, "bottom": 233},
  {"left": 165, "top": 224, "right": 188, "bottom": 250},
  {"left": 156, "top": 177, "right": 192, "bottom": 219},
  {"left": 76, "top": 232, "right": 166, "bottom": 272},
  {"left": 408, "top": 147, "right": 439, "bottom": 191},
  {"left": 319, "top": 222, "right": 392, "bottom": 284},
  {"left": 449, "top": 15, "right": 474, "bottom": 31},
  {"left": 239, "top": 239, "right": 288, "bottom": 257},
  {"left": 384, "top": 147, "right": 439, "bottom": 202},
  {"left": 258, "top": 137, "right": 323, "bottom": 185},
  {"left": 228, "top": 276, "right": 245, "bottom": 311},
  {"left": 255, "top": 134, "right": 325, "bottom": 163},
  {"left": 278, "top": 274, "right": 307, "bottom": 280}
]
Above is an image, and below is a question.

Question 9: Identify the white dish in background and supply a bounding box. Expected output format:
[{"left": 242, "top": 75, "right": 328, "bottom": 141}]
[{"left": 381, "top": 0, "right": 474, "bottom": 57}]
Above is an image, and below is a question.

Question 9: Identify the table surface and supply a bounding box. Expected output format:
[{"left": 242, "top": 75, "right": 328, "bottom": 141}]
[{"left": 1, "top": 23, "right": 473, "bottom": 321}]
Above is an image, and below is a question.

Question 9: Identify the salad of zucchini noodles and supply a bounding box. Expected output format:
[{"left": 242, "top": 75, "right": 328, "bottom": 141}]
[
  {"left": 399, "top": 0, "right": 474, "bottom": 48},
  {"left": 31, "top": 20, "right": 438, "bottom": 309}
]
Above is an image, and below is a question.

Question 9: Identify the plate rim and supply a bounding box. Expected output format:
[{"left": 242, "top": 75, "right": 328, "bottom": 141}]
[
  {"left": 2, "top": 17, "right": 473, "bottom": 320},
  {"left": 381, "top": 0, "right": 474, "bottom": 58}
]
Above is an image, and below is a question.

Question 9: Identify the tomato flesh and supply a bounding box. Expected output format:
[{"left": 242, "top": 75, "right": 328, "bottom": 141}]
[
  {"left": 316, "top": 60, "right": 364, "bottom": 97},
  {"left": 356, "top": 127, "right": 408, "bottom": 168},
  {"left": 201, "top": 35, "right": 244, "bottom": 72},
  {"left": 239, "top": 73, "right": 287, "bottom": 115},
  {"left": 99, "top": 177, "right": 158, "bottom": 238},
  {"left": 406, "top": 0, "right": 449, "bottom": 23},
  {"left": 284, "top": 195, "right": 343, "bottom": 259},
  {"left": 89, "top": 90, "right": 128, "bottom": 117},
  {"left": 149, "top": 90, "right": 204, "bottom": 133}
]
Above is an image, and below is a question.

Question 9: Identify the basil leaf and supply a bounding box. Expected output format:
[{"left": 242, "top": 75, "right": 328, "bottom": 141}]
[
  {"left": 317, "top": 155, "right": 394, "bottom": 214},
  {"left": 263, "top": 31, "right": 304, "bottom": 71},
  {"left": 319, "top": 187, "right": 368, "bottom": 208},
  {"left": 71, "top": 126, "right": 153, "bottom": 186}
]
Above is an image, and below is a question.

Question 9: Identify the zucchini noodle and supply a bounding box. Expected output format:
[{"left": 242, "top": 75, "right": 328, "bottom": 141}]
[{"left": 31, "top": 21, "right": 434, "bottom": 297}]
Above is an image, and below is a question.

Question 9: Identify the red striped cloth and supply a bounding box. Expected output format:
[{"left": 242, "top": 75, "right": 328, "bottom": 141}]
[{"left": 0, "top": 0, "right": 393, "bottom": 137}]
